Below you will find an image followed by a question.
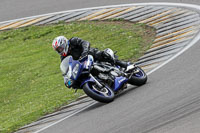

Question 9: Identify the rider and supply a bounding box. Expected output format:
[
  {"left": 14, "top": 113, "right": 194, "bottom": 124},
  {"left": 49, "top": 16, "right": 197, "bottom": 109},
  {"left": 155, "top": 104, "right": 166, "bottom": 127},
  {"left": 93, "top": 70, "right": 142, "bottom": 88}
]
[{"left": 52, "top": 36, "right": 135, "bottom": 71}]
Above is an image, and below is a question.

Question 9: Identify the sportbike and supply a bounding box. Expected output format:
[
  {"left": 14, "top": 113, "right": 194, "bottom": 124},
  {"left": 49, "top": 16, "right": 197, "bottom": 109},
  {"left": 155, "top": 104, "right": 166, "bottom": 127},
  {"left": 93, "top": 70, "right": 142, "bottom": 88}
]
[{"left": 60, "top": 49, "right": 147, "bottom": 103}]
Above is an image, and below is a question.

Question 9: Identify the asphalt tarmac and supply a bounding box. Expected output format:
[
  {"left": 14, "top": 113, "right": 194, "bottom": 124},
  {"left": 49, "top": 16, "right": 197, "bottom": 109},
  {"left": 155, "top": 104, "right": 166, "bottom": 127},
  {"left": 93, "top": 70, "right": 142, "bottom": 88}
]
[
  {"left": 40, "top": 40, "right": 200, "bottom": 133},
  {"left": 1, "top": 0, "right": 200, "bottom": 22},
  {"left": 2, "top": 0, "right": 200, "bottom": 133}
]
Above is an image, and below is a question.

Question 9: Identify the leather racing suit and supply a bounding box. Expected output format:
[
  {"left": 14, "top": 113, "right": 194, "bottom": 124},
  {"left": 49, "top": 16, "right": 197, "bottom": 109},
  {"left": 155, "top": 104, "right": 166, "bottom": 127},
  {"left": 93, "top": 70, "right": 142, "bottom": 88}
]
[{"left": 61, "top": 37, "right": 128, "bottom": 68}]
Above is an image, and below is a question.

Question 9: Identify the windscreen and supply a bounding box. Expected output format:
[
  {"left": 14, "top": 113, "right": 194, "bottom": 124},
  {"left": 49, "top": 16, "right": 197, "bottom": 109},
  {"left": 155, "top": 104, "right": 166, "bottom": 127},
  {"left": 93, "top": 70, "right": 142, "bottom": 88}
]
[{"left": 60, "top": 56, "right": 72, "bottom": 75}]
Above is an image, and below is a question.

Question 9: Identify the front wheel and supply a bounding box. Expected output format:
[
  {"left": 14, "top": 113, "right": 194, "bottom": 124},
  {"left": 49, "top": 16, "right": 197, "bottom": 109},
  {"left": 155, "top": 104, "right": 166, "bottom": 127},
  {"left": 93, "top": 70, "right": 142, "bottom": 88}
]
[
  {"left": 128, "top": 66, "right": 147, "bottom": 86},
  {"left": 83, "top": 83, "right": 115, "bottom": 103}
]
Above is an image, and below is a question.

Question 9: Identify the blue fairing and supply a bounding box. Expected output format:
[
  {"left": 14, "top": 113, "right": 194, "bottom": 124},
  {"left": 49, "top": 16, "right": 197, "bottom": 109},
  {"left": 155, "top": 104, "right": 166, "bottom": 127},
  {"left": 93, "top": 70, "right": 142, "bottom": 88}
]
[
  {"left": 80, "top": 77, "right": 95, "bottom": 88},
  {"left": 69, "top": 58, "right": 82, "bottom": 80},
  {"left": 113, "top": 76, "right": 128, "bottom": 91},
  {"left": 61, "top": 55, "right": 94, "bottom": 89},
  {"left": 80, "top": 55, "right": 94, "bottom": 70}
]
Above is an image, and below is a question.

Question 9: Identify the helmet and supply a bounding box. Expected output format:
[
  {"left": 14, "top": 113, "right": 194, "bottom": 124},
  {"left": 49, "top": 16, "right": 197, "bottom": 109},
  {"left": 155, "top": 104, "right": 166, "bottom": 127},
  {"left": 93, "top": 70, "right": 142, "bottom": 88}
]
[{"left": 52, "top": 36, "right": 69, "bottom": 56}]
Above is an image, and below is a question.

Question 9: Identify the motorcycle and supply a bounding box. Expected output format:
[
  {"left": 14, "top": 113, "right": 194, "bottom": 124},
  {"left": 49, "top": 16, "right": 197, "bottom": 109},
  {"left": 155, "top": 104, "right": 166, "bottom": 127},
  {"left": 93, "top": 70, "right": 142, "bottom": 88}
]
[{"left": 60, "top": 49, "right": 147, "bottom": 103}]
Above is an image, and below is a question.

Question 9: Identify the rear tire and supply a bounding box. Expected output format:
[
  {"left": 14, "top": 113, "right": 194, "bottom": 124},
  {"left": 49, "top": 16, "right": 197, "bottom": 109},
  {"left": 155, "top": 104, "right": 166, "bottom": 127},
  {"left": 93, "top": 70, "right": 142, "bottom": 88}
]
[
  {"left": 83, "top": 83, "right": 114, "bottom": 103},
  {"left": 128, "top": 67, "right": 147, "bottom": 86}
]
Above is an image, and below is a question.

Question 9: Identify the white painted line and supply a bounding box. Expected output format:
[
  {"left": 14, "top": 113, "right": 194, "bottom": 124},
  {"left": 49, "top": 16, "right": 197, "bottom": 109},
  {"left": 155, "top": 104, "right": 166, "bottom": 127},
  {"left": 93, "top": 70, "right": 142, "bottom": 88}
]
[
  {"left": 147, "top": 30, "right": 200, "bottom": 75},
  {"left": 34, "top": 101, "right": 97, "bottom": 133},
  {"left": 1, "top": 2, "right": 200, "bottom": 25}
]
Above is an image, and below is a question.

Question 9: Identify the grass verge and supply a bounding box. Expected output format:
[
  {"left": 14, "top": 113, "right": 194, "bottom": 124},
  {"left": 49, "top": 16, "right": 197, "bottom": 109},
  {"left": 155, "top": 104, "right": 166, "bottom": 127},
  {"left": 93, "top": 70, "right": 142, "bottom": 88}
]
[{"left": 0, "top": 20, "right": 155, "bottom": 133}]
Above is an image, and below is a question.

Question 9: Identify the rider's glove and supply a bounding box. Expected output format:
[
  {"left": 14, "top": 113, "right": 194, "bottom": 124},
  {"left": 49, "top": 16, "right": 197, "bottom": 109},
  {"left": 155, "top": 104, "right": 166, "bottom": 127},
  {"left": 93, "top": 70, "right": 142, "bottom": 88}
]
[{"left": 79, "top": 52, "right": 88, "bottom": 61}]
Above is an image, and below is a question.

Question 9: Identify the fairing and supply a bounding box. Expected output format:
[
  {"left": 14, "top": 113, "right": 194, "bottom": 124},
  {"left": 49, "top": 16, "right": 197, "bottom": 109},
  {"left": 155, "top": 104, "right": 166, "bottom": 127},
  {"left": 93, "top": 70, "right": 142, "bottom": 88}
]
[{"left": 113, "top": 76, "right": 128, "bottom": 91}]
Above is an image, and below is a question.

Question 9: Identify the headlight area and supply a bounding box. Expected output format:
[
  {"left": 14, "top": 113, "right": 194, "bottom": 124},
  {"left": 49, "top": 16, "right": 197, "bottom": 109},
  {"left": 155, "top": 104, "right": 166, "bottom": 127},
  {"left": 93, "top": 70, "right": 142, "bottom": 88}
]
[
  {"left": 64, "top": 76, "right": 74, "bottom": 88},
  {"left": 63, "top": 63, "right": 80, "bottom": 88},
  {"left": 72, "top": 63, "right": 80, "bottom": 79}
]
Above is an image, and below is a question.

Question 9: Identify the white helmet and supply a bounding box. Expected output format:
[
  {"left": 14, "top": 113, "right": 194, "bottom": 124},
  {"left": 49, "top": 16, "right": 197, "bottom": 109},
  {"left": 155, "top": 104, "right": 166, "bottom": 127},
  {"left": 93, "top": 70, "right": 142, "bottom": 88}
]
[{"left": 52, "top": 36, "right": 69, "bottom": 56}]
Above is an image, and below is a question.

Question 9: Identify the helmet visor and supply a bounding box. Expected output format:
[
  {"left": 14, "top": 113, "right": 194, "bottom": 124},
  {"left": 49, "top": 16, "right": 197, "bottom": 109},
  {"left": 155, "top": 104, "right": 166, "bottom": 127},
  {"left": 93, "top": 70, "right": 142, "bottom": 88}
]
[{"left": 56, "top": 46, "right": 64, "bottom": 54}]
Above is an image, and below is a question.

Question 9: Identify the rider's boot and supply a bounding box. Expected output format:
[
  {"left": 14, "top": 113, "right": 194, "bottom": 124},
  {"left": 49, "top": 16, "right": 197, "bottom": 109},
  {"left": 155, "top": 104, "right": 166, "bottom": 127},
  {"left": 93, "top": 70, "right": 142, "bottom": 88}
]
[
  {"left": 126, "top": 63, "right": 136, "bottom": 72},
  {"left": 115, "top": 60, "right": 135, "bottom": 72},
  {"left": 115, "top": 60, "right": 128, "bottom": 68}
]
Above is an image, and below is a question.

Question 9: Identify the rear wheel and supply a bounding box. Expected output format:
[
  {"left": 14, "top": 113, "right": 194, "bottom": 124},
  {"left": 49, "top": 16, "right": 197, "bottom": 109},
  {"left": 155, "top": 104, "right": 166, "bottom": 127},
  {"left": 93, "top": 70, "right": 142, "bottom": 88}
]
[
  {"left": 128, "top": 66, "right": 147, "bottom": 86},
  {"left": 83, "top": 82, "right": 114, "bottom": 103}
]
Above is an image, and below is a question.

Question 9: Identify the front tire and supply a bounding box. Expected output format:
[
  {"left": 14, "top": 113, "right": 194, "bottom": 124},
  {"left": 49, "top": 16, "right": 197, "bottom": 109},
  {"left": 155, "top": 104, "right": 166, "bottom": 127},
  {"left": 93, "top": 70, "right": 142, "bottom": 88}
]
[
  {"left": 83, "top": 83, "right": 114, "bottom": 103},
  {"left": 128, "top": 66, "right": 147, "bottom": 86}
]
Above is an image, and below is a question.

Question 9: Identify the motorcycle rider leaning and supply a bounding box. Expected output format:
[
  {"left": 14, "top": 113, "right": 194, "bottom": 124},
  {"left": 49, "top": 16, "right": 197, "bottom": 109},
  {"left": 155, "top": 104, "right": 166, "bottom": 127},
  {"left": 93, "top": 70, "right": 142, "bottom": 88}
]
[{"left": 52, "top": 36, "right": 135, "bottom": 73}]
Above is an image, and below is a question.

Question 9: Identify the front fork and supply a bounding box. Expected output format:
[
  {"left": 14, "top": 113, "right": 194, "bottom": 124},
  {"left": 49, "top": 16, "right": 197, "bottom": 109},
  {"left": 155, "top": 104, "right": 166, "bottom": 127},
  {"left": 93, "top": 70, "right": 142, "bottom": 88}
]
[
  {"left": 126, "top": 66, "right": 140, "bottom": 79},
  {"left": 89, "top": 74, "right": 103, "bottom": 88},
  {"left": 89, "top": 74, "right": 111, "bottom": 96}
]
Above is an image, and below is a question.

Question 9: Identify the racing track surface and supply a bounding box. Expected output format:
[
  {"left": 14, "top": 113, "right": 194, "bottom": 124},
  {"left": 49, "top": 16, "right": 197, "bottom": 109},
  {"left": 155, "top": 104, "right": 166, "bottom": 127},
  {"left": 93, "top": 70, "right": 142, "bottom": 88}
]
[
  {"left": 1, "top": 0, "right": 200, "bottom": 22},
  {"left": 2, "top": 0, "right": 200, "bottom": 133},
  {"left": 40, "top": 33, "right": 200, "bottom": 133}
]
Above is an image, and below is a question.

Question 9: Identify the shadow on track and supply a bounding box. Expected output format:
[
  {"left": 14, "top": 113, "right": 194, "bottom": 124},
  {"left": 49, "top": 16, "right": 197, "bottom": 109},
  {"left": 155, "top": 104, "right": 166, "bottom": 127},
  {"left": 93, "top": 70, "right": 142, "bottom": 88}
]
[{"left": 82, "top": 85, "right": 140, "bottom": 112}]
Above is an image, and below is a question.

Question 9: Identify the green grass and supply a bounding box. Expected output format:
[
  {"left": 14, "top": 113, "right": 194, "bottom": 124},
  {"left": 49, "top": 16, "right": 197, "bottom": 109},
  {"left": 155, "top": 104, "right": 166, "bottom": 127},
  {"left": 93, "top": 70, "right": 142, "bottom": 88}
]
[{"left": 0, "top": 21, "right": 155, "bottom": 133}]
